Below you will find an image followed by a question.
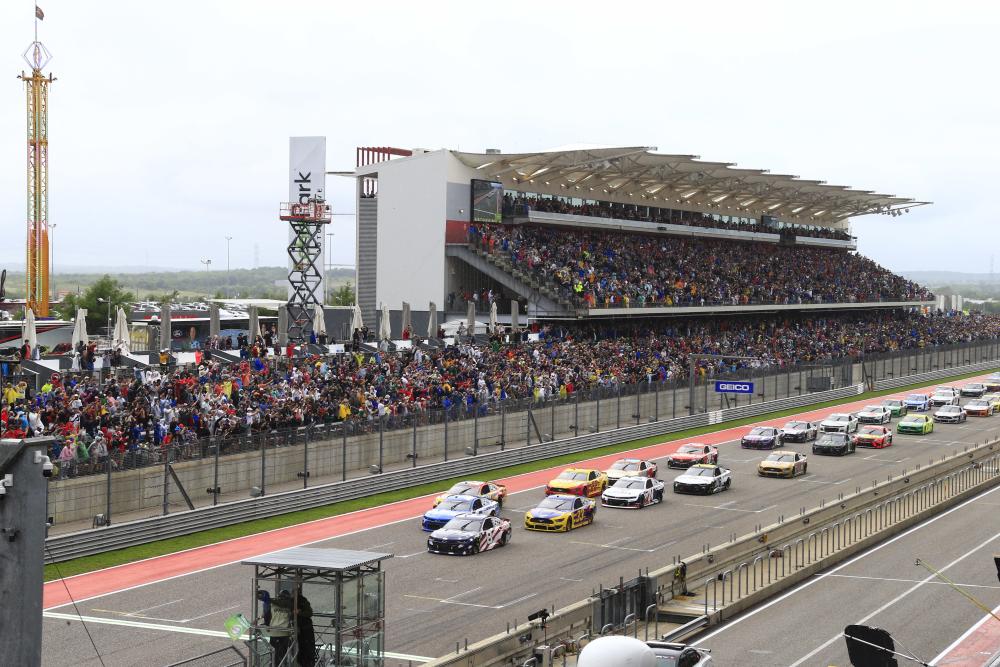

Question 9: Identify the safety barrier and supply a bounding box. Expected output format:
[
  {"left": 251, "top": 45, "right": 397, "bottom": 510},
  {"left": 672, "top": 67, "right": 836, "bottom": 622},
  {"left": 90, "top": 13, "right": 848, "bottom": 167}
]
[
  {"left": 43, "top": 358, "right": 997, "bottom": 563},
  {"left": 420, "top": 438, "right": 1000, "bottom": 666}
]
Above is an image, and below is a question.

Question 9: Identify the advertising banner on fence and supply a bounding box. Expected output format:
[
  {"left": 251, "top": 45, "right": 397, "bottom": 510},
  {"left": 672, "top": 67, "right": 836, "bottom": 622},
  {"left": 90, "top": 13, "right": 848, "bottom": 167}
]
[{"left": 715, "top": 381, "right": 754, "bottom": 394}]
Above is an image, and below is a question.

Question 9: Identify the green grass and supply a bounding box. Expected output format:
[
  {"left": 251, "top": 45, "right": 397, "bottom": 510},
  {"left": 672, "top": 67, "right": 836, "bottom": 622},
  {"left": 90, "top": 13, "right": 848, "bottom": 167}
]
[{"left": 44, "top": 365, "right": 997, "bottom": 581}]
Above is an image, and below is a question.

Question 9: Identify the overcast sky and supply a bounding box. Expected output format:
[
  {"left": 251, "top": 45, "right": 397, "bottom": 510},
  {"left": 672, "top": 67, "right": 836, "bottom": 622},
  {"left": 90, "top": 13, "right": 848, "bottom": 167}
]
[{"left": 0, "top": 1, "right": 996, "bottom": 275}]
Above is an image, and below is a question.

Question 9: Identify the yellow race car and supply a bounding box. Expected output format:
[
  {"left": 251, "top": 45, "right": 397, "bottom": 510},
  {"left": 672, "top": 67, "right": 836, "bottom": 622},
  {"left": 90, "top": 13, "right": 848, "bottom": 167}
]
[
  {"left": 983, "top": 393, "right": 1000, "bottom": 411},
  {"left": 757, "top": 450, "right": 808, "bottom": 478},
  {"left": 432, "top": 480, "right": 508, "bottom": 508},
  {"left": 524, "top": 495, "right": 597, "bottom": 532},
  {"left": 545, "top": 468, "right": 608, "bottom": 497}
]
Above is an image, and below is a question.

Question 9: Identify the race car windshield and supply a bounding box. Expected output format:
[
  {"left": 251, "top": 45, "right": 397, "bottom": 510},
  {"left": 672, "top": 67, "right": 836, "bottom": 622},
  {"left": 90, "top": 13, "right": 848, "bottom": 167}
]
[
  {"left": 677, "top": 445, "right": 702, "bottom": 453},
  {"left": 907, "top": 395, "right": 927, "bottom": 401},
  {"left": 883, "top": 400, "right": 901, "bottom": 406},
  {"left": 446, "top": 483, "right": 476, "bottom": 495},
  {"left": 784, "top": 422, "right": 807, "bottom": 429},
  {"left": 939, "top": 406, "right": 961, "bottom": 413},
  {"left": 438, "top": 499, "right": 474, "bottom": 511},
  {"left": 859, "top": 427, "right": 884, "bottom": 435},
  {"left": 749, "top": 428, "right": 772, "bottom": 436},
  {"left": 902, "top": 416, "right": 923, "bottom": 423},
  {"left": 687, "top": 467, "right": 715, "bottom": 477},
  {"left": 615, "top": 478, "right": 647, "bottom": 489},
  {"left": 828, "top": 415, "right": 849, "bottom": 422},
  {"left": 968, "top": 400, "right": 988, "bottom": 407},
  {"left": 538, "top": 497, "right": 575, "bottom": 511},
  {"left": 863, "top": 406, "right": 882, "bottom": 412},
  {"left": 765, "top": 454, "right": 794, "bottom": 463},
  {"left": 611, "top": 461, "right": 640, "bottom": 471},
  {"left": 442, "top": 517, "right": 484, "bottom": 532},
  {"left": 558, "top": 471, "right": 589, "bottom": 481}
]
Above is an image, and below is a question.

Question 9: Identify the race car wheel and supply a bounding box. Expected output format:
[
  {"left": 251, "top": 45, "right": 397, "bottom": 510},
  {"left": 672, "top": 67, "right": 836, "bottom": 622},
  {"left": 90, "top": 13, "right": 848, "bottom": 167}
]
[
  {"left": 500, "top": 530, "right": 510, "bottom": 546},
  {"left": 724, "top": 478, "right": 731, "bottom": 490},
  {"left": 802, "top": 463, "right": 808, "bottom": 474},
  {"left": 496, "top": 497, "right": 503, "bottom": 509},
  {"left": 655, "top": 489, "right": 664, "bottom": 502},
  {"left": 472, "top": 541, "right": 481, "bottom": 555}
]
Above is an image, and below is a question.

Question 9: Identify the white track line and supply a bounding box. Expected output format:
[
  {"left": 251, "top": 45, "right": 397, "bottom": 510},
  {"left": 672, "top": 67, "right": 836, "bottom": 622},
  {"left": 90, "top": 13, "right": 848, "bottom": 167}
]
[
  {"left": 694, "top": 483, "right": 1000, "bottom": 646},
  {"left": 930, "top": 601, "right": 1000, "bottom": 664}
]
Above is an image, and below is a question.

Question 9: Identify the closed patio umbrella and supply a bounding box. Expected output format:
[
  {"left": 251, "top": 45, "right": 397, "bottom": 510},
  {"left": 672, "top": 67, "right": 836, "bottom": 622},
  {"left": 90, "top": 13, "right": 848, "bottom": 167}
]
[{"left": 427, "top": 302, "right": 438, "bottom": 338}]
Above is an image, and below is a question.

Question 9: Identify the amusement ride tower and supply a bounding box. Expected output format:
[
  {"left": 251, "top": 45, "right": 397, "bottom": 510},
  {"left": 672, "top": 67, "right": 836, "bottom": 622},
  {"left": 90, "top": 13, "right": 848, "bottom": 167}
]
[{"left": 18, "top": 9, "right": 55, "bottom": 316}]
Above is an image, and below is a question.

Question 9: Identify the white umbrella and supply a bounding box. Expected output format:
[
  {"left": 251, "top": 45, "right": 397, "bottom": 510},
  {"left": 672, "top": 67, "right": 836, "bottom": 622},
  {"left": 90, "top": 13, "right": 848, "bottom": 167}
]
[
  {"left": 511, "top": 300, "right": 520, "bottom": 331},
  {"left": 401, "top": 302, "right": 411, "bottom": 336},
  {"left": 113, "top": 307, "right": 131, "bottom": 354},
  {"left": 248, "top": 306, "right": 260, "bottom": 341},
  {"left": 160, "top": 303, "right": 171, "bottom": 351},
  {"left": 379, "top": 303, "right": 391, "bottom": 341},
  {"left": 427, "top": 302, "right": 438, "bottom": 338},
  {"left": 24, "top": 307, "right": 37, "bottom": 353},
  {"left": 489, "top": 301, "right": 497, "bottom": 334},
  {"left": 209, "top": 303, "right": 220, "bottom": 338},
  {"left": 351, "top": 304, "right": 364, "bottom": 335},
  {"left": 71, "top": 308, "right": 88, "bottom": 349},
  {"left": 466, "top": 301, "right": 476, "bottom": 336},
  {"left": 312, "top": 303, "right": 326, "bottom": 337}
]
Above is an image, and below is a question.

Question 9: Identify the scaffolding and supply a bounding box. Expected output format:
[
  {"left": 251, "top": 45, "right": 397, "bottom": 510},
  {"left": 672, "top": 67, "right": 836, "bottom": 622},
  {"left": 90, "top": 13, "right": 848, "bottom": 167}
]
[{"left": 281, "top": 198, "right": 331, "bottom": 342}]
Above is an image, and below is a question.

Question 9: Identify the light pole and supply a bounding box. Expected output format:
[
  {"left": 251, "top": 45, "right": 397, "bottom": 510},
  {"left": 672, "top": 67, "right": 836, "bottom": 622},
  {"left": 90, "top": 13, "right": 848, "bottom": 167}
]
[
  {"left": 225, "top": 236, "right": 232, "bottom": 298},
  {"left": 326, "top": 232, "right": 334, "bottom": 304},
  {"left": 97, "top": 297, "right": 112, "bottom": 339}
]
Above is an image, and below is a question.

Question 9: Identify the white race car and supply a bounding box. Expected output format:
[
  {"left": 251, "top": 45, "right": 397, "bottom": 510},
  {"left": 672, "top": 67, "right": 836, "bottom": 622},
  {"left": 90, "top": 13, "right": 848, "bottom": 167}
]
[
  {"left": 600, "top": 476, "right": 665, "bottom": 509},
  {"left": 820, "top": 413, "right": 859, "bottom": 433},
  {"left": 672, "top": 464, "right": 732, "bottom": 495},
  {"left": 856, "top": 405, "right": 891, "bottom": 425}
]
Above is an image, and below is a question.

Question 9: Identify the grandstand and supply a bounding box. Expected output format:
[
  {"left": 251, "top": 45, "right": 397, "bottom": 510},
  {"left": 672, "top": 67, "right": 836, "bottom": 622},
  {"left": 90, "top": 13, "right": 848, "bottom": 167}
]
[{"left": 352, "top": 145, "right": 931, "bottom": 327}]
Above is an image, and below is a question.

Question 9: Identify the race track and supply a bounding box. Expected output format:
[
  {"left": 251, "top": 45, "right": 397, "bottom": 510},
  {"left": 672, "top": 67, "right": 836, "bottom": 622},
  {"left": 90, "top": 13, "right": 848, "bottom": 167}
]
[{"left": 41, "top": 375, "right": 1000, "bottom": 666}]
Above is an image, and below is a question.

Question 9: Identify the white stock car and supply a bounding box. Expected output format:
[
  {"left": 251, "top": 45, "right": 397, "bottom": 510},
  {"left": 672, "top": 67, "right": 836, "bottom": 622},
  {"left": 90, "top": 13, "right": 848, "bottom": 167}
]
[
  {"left": 856, "top": 405, "right": 892, "bottom": 425},
  {"left": 779, "top": 420, "right": 819, "bottom": 443},
  {"left": 820, "top": 413, "right": 859, "bottom": 433},
  {"left": 426, "top": 514, "right": 512, "bottom": 555},
  {"left": 672, "top": 464, "right": 732, "bottom": 495},
  {"left": 600, "top": 476, "right": 665, "bottom": 509}
]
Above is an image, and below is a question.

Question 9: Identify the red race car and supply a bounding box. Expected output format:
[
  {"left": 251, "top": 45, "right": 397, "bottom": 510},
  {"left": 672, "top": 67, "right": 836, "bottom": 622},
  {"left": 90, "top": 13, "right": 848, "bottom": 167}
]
[
  {"left": 853, "top": 425, "right": 893, "bottom": 449},
  {"left": 666, "top": 443, "right": 719, "bottom": 468}
]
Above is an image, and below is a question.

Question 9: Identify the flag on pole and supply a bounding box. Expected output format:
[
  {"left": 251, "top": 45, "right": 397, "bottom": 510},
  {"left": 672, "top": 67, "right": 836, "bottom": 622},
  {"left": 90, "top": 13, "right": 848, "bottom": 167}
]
[{"left": 35, "top": 6, "right": 44, "bottom": 20}]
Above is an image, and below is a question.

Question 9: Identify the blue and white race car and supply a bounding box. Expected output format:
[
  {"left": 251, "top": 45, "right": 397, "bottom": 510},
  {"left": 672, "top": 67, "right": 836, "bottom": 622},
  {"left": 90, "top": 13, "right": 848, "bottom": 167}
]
[
  {"left": 903, "top": 393, "right": 931, "bottom": 411},
  {"left": 427, "top": 514, "right": 512, "bottom": 555},
  {"left": 422, "top": 494, "right": 499, "bottom": 532}
]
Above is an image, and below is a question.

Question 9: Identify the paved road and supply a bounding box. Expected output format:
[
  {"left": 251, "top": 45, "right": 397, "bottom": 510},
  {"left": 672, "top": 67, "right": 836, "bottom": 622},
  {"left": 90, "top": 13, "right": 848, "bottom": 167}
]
[
  {"left": 692, "top": 481, "right": 1000, "bottom": 666},
  {"left": 42, "top": 382, "right": 1000, "bottom": 666}
]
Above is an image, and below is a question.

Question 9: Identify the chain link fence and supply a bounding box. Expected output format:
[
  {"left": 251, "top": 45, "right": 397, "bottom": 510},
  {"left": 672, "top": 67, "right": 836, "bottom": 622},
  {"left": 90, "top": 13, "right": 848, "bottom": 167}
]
[{"left": 45, "top": 338, "right": 1000, "bottom": 530}]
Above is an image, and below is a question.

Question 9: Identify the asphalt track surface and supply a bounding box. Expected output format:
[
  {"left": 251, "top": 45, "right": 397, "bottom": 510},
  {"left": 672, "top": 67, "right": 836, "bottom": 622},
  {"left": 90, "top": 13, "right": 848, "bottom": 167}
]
[
  {"left": 692, "top": 478, "right": 1000, "bottom": 666},
  {"left": 41, "top": 375, "right": 1000, "bottom": 666}
]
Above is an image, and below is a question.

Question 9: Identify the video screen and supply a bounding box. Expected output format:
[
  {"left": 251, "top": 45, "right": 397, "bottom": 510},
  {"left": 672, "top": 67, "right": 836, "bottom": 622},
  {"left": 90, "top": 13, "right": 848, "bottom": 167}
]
[{"left": 471, "top": 179, "right": 503, "bottom": 223}]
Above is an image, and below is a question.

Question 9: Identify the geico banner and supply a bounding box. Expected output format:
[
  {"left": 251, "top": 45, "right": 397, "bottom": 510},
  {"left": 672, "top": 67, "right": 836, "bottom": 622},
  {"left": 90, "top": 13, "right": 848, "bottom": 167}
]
[
  {"left": 287, "top": 136, "right": 327, "bottom": 297},
  {"left": 714, "top": 381, "right": 755, "bottom": 394}
]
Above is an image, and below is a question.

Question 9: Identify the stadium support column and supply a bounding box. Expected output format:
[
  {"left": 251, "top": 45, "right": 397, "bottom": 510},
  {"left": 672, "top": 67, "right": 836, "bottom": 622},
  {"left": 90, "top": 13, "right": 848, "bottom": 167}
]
[{"left": 0, "top": 437, "right": 53, "bottom": 667}]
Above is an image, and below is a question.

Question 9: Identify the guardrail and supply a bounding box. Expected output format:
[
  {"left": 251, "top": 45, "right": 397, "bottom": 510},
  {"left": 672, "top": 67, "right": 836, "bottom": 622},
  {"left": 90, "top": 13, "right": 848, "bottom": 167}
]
[
  {"left": 42, "top": 358, "right": 998, "bottom": 563},
  {"left": 422, "top": 437, "right": 1000, "bottom": 666}
]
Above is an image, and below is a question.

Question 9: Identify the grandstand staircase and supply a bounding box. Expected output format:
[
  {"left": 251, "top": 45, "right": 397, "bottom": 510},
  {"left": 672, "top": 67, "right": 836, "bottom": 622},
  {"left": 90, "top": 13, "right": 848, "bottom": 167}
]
[{"left": 445, "top": 244, "right": 578, "bottom": 317}]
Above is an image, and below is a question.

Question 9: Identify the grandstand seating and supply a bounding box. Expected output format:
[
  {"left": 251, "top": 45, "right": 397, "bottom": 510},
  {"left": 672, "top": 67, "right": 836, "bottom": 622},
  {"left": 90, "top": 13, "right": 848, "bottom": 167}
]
[{"left": 468, "top": 223, "right": 931, "bottom": 310}]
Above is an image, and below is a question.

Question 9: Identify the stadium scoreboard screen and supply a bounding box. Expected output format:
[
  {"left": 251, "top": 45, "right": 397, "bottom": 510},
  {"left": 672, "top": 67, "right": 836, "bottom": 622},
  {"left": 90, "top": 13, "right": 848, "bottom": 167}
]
[{"left": 471, "top": 179, "right": 503, "bottom": 223}]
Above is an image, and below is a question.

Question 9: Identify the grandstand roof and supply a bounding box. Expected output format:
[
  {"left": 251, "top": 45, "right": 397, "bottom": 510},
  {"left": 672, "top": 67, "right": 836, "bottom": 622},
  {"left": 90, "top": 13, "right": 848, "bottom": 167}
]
[{"left": 452, "top": 146, "right": 928, "bottom": 226}]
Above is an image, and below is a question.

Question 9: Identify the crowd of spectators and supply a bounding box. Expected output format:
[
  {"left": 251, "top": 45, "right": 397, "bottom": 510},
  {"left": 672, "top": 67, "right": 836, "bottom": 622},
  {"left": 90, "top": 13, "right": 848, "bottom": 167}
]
[
  {"left": 502, "top": 193, "right": 853, "bottom": 241},
  {"left": 470, "top": 223, "right": 932, "bottom": 308},
  {"left": 1, "top": 308, "right": 995, "bottom": 478}
]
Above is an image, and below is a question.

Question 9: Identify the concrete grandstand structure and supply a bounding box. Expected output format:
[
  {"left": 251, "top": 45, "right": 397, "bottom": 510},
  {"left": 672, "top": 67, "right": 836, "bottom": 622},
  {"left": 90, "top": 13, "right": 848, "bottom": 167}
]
[{"left": 351, "top": 145, "right": 932, "bottom": 328}]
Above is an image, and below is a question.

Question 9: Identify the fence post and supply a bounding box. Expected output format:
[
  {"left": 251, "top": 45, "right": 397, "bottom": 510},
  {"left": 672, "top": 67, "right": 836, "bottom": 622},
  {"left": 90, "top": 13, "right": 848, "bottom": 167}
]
[
  {"left": 379, "top": 416, "right": 384, "bottom": 473},
  {"left": 444, "top": 409, "right": 449, "bottom": 461},
  {"left": 654, "top": 381, "right": 659, "bottom": 421},
  {"left": 342, "top": 423, "right": 348, "bottom": 481},
  {"left": 106, "top": 454, "right": 113, "bottom": 524},
  {"left": 412, "top": 417, "right": 418, "bottom": 468},
  {"left": 302, "top": 434, "right": 309, "bottom": 489},
  {"left": 260, "top": 435, "right": 267, "bottom": 496},
  {"left": 474, "top": 407, "right": 479, "bottom": 455},
  {"left": 596, "top": 391, "right": 601, "bottom": 433},
  {"left": 616, "top": 385, "right": 621, "bottom": 429},
  {"left": 635, "top": 385, "right": 641, "bottom": 425},
  {"left": 212, "top": 437, "right": 220, "bottom": 506},
  {"left": 527, "top": 405, "right": 532, "bottom": 446},
  {"left": 551, "top": 400, "right": 556, "bottom": 442},
  {"left": 162, "top": 446, "right": 170, "bottom": 516},
  {"left": 574, "top": 392, "right": 580, "bottom": 434},
  {"left": 501, "top": 403, "right": 506, "bottom": 451}
]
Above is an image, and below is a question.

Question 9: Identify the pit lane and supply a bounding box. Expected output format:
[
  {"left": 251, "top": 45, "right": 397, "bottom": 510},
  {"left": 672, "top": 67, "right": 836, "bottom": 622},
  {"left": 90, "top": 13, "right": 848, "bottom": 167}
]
[{"left": 42, "top": 384, "right": 1000, "bottom": 666}]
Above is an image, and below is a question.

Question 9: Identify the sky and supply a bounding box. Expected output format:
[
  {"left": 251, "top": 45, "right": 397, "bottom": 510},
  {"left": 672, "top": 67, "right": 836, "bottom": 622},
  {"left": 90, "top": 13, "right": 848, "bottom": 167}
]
[{"left": 0, "top": 1, "right": 997, "bottom": 276}]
